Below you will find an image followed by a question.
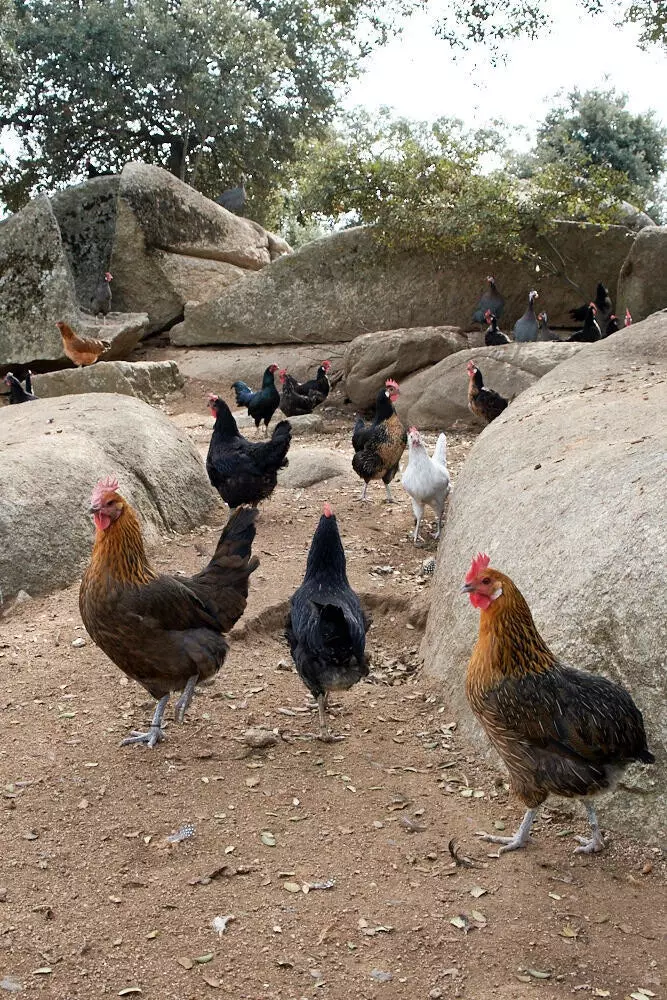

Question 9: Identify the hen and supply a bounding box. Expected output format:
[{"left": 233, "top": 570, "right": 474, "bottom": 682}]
[
  {"left": 484, "top": 311, "right": 510, "bottom": 345},
  {"left": 472, "top": 276, "right": 505, "bottom": 325},
  {"left": 567, "top": 303, "right": 601, "bottom": 343},
  {"left": 206, "top": 394, "right": 291, "bottom": 507},
  {"left": 352, "top": 378, "right": 407, "bottom": 502},
  {"left": 602, "top": 313, "right": 619, "bottom": 338},
  {"left": 2, "top": 372, "right": 37, "bottom": 403},
  {"left": 513, "top": 290, "right": 539, "bottom": 343},
  {"left": 462, "top": 553, "right": 654, "bottom": 855},
  {"left": 401, "top": 427, "right": 451, "bottom": 545},
  {"left": 91, "top": 271, "right": 113, "bottom": 322},
  {"left": 56, "top": 321, "right": 110, "bottom": 367},
  {"left": 278, "top": 370, "right": 317, "bottom": 417},
  {"left": 285, "top": 503, "right": 369, "bottom": 741},
  {"left": 232, "top": 364, "right": 280, "bottom": 433},
  {"left": 80, "top": 477, "right": 259, "bottom": 748},
  {"left": 570, "top": 282, "right": 612, "bottom": 327},
  {"left": 466, "top": 361, "right": 508, "bottom": 424},
  {"left": 296, "top": 360, "right": 331, "bottom": 402}
]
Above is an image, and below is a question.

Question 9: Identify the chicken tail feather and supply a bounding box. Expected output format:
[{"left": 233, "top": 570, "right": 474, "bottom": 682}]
[{"left": 190, "top": 507, "right": 260, "bottom": 631}]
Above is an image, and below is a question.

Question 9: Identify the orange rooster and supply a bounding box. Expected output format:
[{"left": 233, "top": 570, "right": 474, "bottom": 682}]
[
  {"left": 80, "top": 477, "right": 259, "bottom": 747},
  {"left": 462, "top": 553, "right": 654, "bottom": 855},
  {"left": 56, "top": 320, "right": 110, "bottom": 367}
]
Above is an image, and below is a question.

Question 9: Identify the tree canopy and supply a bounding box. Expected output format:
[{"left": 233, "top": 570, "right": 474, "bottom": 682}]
[{"left": 0, "top": 0, "right": 407, "bottom": 214}]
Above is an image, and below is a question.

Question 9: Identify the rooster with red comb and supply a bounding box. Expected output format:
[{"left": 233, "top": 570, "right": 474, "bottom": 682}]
[
  {"left": 462, "top": 553, "right": 654, "bottom": 855},
  {"left": 351, "top": 378, "right": 407, "bottom": 502}
]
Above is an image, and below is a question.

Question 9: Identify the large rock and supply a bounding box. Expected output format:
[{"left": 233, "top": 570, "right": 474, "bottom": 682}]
[
  {"left": 0, "top": 393, "right": 217, "bottom": 600},
  {"left": 421, "top": 314, "right": 667, "bottom": 841},
  {"left": 170, "top": 222, "right": 634, "bottom": 347},
  {"left": 395, "top": 342, "right": 582, "bottom": 429},
  {"left": 344, "top": 326, "right": 467, "bottom": 408},
  {"left": 617, "top": 225, "right": 667, "bottom": 322},
  {"left": 278, "top": 447, "right": 349, "bottom": 488},
  {"left": 50, "top": 177, "right": 120, "bottom": 308},
  {"left": 0, "top": 197, "right": 80, "bottom": 365},
  {"left": 109, "top": 163, "right": 280, "bottom": 333},
  {"left": 32, "top": 360, "right": 184, "bottom": 403}
]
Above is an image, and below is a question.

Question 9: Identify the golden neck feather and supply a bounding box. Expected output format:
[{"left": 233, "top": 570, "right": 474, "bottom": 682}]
[{"left": 89, "top": 505, "right": 156, "bottom": 586}]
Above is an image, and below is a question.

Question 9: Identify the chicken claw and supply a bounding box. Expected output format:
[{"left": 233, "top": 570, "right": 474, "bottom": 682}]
[
  {"left": 122, "top": 725, "right": 166, "bottom": 749},
  {"left": 574, "top": 802, "right": 606, "bottom": 854},
  {"left": 174, "top": 674, "right": 198, "bottom": 724},
  {"left": 476, "top": 807, "right": 537, "bottom": 854}
]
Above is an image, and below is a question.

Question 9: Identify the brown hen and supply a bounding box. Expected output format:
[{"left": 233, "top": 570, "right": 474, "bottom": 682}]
[
  {"left": 351, "top": 378, "right": 407, "bottom": 502},
  {"left": 57, "top": 320, "right": 110, "bottom": 367}
]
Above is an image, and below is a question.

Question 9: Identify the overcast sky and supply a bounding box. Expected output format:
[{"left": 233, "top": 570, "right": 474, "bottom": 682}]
[{"left": 343, "top": 0, "right": 667, "bottom": 146}]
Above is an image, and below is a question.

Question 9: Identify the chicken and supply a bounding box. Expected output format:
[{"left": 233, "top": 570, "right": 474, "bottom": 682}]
[
  {"left": 278, "top": 370, "right": 316, "bottom": 417},
  {"left": 401, "top": 427, "right": 451, "bottom": 544},
  {"left": 206, "top": 394, "right": 291, "bottom": 507},
  {"left": 602, "top": 313, "right": 619, "bottom": 338},
  {"left": 472, "top": 276, "right": 505, "bottom": 325},
  {"left": 536, "top": 311, "right": 559, "bottom": 342},
  {"left": 466, "top": 361, "right": 508, "bottom": 424},
  {"left": 285, "top": 503, "right": 369, "bottom": 741},
  {"left": 79, "top": 477, "right": 259, "bottom": 748},
  {"left": 232, "top": 364, "right": 280, "bottom": 433},
  {"left": 567, "top": 304, "right": 601, "bottom": 343},
  {"left": 2, "top": 372, "right": 37, "bottom": 403},
  {"left": 570, "top": 282, "right": 612, "bottom": 327},
  {"left": 56, "top": 321, "right": 110, "bottom": 367},
  {"left": 513, "top": 290, "right": 539, "bottom": 342},
  {"left": 91, "top": 271, "right": 113, "bottom": 322},
  {"left": 351, "top": 378, "right": 407, "bottom": 502},
  {"left": 484, "top": 311, "right": 510, "bottom": 345},
  {"left": 462, "top": 553, "right": 654, "bottom": 855},
  {"left": 296, "top": 360, "right": 331, "bottom": 402}
]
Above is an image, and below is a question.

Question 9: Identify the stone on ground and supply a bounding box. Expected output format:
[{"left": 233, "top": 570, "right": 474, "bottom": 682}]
[
  {"left": 33, "top": 360, "right": 184, "bottom": 403},
  {"left": 278, "top": 447, "right": 349, "bottom": 488}
]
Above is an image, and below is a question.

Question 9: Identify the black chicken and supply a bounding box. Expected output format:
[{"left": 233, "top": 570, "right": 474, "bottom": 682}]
[
  {"left": 466, "top": 361, "right": 508, "bottom": 424},
  {"left": 91, "top": 272, "right": 113, "bottom": 322},
  {"left": 568, "top": 304, "right": 601, "bottom": 343},
  {"left": 484, "top": 311, "right": 510, "bottom": 345},
  {"left": 285, "top": 504, "right": 370, "bottom": 741},
  {"left": 296, "top": 360, "right": 331, "bottom": 402},
  {"left": 602, "top": 314, "right": 619, "bottom": 338},
  {"left": 2, "top": 372, "right": 38, "bottom": 403},
  {"left": 206, "top": 395, "right": 291, "bottom": 507},
  {"left": 232, "top": 364, "right": 280, "bottom": 433},
  {"left": 279, "top": 371, "right": 316, "bottom": 417},
  {"left": 570, "top": 282, "right": 612, "bottom": 325}
]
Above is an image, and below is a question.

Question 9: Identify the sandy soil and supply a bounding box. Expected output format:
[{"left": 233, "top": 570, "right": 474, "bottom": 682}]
[{"left": 0, "top": 365, "right": 664, "bottom": 1000}]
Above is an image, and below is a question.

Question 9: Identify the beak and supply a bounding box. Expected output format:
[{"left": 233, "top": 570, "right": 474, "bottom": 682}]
[
  {"left": 460, "top": 583, "right": 474, "bottom": 593},
  {"left": 89, "top": 505, "right": 99, "bottom": 515}
]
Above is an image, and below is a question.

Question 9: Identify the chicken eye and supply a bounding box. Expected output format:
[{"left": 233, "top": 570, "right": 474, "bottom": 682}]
[{"left": 481, "top": 577, "right": 491, "bottom": 585}]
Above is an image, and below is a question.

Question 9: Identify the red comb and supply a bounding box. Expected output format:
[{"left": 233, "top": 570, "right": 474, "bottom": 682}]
[
  {"left": 465, "top": 552, "right": 490, "bottom": 584},
  {"left": 385, "top": 378, "right": 399, "bottom": 390},
  {"left": 207, "top": 392, "right": 218, "bottom": 402},
  {"left": 323, "top": 502, "right": 333, "bottom": 517},
  {"left": 321, "top": 360, "right": 331, "bottom": 369},
  {"left": 91, "top": 476, "right": 119, "bottom": 508}
]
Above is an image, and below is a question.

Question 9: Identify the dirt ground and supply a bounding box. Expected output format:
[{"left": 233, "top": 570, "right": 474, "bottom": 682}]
[{"left": 0, "top": 357, "right": 664, "bottom": 1000}]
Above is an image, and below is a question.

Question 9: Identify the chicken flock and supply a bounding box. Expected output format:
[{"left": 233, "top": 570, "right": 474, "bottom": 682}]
[{"left": 3, "top": 269, "right": 652, "bottom": 861}]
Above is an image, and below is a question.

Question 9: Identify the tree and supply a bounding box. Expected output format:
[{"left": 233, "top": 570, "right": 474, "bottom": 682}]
[{"left": 0, "top": 0, "right": 406, "bottom": 214}]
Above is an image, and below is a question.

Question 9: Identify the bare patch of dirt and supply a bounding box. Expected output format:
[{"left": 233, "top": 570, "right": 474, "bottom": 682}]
[{"left": 0, "top": 365, "right": 664, "bottom": 1000}]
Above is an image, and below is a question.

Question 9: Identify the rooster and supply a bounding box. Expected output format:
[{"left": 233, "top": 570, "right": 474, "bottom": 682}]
[
  {"left": 80, "top": 477, "right": 259, "bottom": 747},
  {"left": 285, "top": 504, "right": 369, "bottom": 741},
  {"left": 484, "top": 311, "right": 510, "bottom": 345},
  {"left": 400, "top": 428, "right": 451, "bottom": 545},
  {"left": 206, "top": 394, "right": 291, "bottom": 507},
  {"left": 91, "top": 271, "right": 113, "bottom": 323},
  {"left": 232, "top": 364, "right": 280, "bottom": 433},
  {"left": 472, "top": 276, "right": 505, "bottom": 325},
  {"left": 2, "top": 372, "right": 37, "bottom": 403},
  {"left": 351, "top": 378, "right": 407, "bottom": 502},
  {"left": 570, "top": 282, "right": 612, "bottom": 326},
  {"left": 567, "top": 303, "right": 601, "bottom": 343},
  {"left": 296, "top": 360, "right": 331, "bottom": 402},
  {"left": 513, "top": 290, "right": 539, "bottom": 343},
  {"left": 602, "top": 314, "right": 619, "bottom": 338},
  {"left": 278, "top": 370, "right": 317, "bottom": 417},
  {"left": 466, "top": 361, "right": 508, "bottom": 424},
  {"left": 462, "top": 553, "right": 654, "bottom": 855},
  {"left": 56, "top": 321, "right": 110, "bottom": 367}
]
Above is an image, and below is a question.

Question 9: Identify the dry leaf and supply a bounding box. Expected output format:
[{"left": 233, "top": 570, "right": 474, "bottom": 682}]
[
  {"left": 560, "top": 924, "right": 580, "bottom": 939},
  {"left": 469, "top": 887, "right": 487, "bottom": 899},
  {"left": 146, "top": 930, "right": 158, "bottom": 940},
  {"left": 261, "top": 831, "right": 276, "bottom": 847},
  {"left": 449, "top": 916, "right": 469, "bottom": 932},
  {"left": 118, "top": 990, "right": 142, "bottom": 996},
  {"left": 283, "top": 882, "right": 301, "bottom": 893},
  {"left": 194, "top": 954, "right": 214, "bottom": 964},
  {"left": 177, "top": 958, "right": 194, "bottom": 970},
  {"left": 32, "top": 968, "right": 52, "bottom": 976},
  {"left": 202, "top": 974, "right": 221, "bottom": 988},
  {"left": 525, "top": 969, "right": 551, "bottom": 980}
]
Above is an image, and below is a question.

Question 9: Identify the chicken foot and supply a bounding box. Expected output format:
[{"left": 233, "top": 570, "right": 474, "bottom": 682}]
[
  {"left": 122, "top": 694, "right": 169, "bottom": 748},
  {"left": 317, "top": 694, "right": 345, "bottom": 742},
  {"left": 477, "top": 807, "right": 537, "bottom": 854},
  {"left": 174, "top": 674, "right": 199, "bottom": 724},
  {"left": 357, "top": 483, "right": 371, "bottom": 502},
  {"left": 573, "top": 800, "right": 606, "bottom": 854}
]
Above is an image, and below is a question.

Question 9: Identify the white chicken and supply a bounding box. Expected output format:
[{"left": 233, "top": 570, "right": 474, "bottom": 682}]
[{"left": 400, "top": 427, "right": 451, "bottom": 545}]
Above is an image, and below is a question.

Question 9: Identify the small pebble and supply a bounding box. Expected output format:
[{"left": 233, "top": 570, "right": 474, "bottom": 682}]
[
  {"left": 370, "top": 970, "right": 393, "bottom": 983},
  {"left": 71, "top": 638, "right": 87, "bottom": 648},
  {"left": 429, "top": 991, "right": 443, "bottom": 999}
]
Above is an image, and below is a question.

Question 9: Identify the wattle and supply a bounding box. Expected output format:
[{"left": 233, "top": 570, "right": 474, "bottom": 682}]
[
  {"left": 470, "top": 592, "right": 491, "bottom": 611},
  {"left": 93, "top": 511, "right": 111, "bottom": 532}
]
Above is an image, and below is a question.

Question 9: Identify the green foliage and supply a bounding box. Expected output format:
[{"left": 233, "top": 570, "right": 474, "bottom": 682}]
[{"left": 0, "top": 0, "right": 406, "bottom": 213}]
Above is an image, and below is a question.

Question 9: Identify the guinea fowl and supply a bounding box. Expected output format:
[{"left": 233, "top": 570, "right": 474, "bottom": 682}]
[
  {"left": 351, "top": 379, "right": 407, "bottom": 502},
  {"left": 232, "top": 364, "right": 280, "bottom": 433},
  {"left": 91, "top": 272, "right": 113, "bottom": 322},
  {"left": 466, "top": 361, "right": 508, "bottom": 424},
  {"left": 463, "top": 553, "right": 654, "bottom": 855},
  {"left": 216, "top": 177, "right": 247, "bottom": 215},
  {"left": 472, "top": 276, "right": 505, "bottom": 325},
  {"left": 206, "top": 395, "right": 291, "bottom": 507},
  {"left": 2, "top": 372, "right": 37, "bottom": 403},
  {"left": 513, "top": 290, "right": 539, "bottom": 343},
  {"left": 484, "top": 311, "right": 510, "bottom": 345},
  {"left": 536, "top": 311, "right": 559, "bottom": 342},
  {"left": 278, "top": 370, "right": 316, "bottom": 417},
  {"left": 570, "top": 282, "right": 612, "bottom": 327},
  {"left": 286, "top": 504, "right": 369, "bottom": 741},
  {"left": 568, "top": 304, "right": 601, "bottom": 343}
]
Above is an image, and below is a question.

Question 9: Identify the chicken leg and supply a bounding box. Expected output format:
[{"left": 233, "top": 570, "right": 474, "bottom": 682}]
[
  {"left": 384, "top": 482, "right": 394, "bottom": 503},
  {"left": 122, "top": 694, "right": 169, "bottom": 748},
  {"left": 574, "top": 800, "right": 606, "bottom": 854},
  {"left": 477, "top": 807, "right": 537, "bottom": 854},
  {"left": 411, "top": 499, "right": 424, "bottom": 545},
  {"left": 317, "top": 694, "right": 344, "bottom": 742},
  {"left": 174, "top": 674, "right": 198, "bottom": 724},
  {"left": 358, "top": 482, "right": 370, "bottom": 502}
]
